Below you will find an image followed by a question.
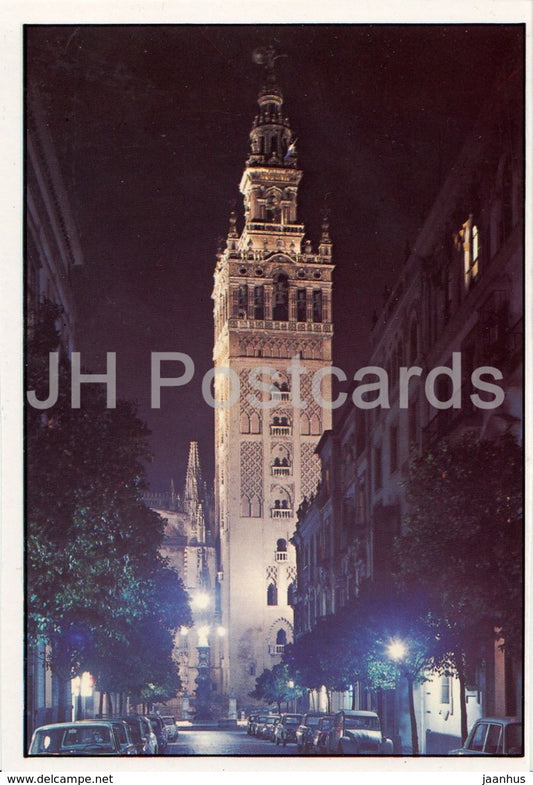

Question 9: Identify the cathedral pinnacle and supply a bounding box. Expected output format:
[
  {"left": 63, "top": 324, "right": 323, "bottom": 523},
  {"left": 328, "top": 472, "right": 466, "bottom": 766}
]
[{"left": 184, "top": 440, "right": 203, "bottom": 519}]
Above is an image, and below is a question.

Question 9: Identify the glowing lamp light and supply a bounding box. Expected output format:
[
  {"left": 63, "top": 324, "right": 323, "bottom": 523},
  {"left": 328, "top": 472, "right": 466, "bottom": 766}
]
[
  {"left": 197, "top": 625, "right": 210, "bottom": 646},
  {"left": 387, "top": 639, "right": 407, "bottom": 661},
  {"left": 193, "top": 592, "right": 210, "bottom": 610},
  {"left": 216, "top": 626, "right": 226, "bottom": 637},
  {"left": 80, "top": 671, "right": 94, "bottom": 697}
]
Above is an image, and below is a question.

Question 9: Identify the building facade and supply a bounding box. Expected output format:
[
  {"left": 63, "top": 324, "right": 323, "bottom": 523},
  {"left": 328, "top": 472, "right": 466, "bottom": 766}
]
[
  {"left": 292, "top": 62, "right": 523, "bottom": 752},
  {"left": 150, "top": 441, "right": 221, "bottom": 719},
  {"left": 25, "top": 84, "right": 85, "bottom": 740},
  {"left": 213, "top": 51, "right": 335, "bottom": 707}
]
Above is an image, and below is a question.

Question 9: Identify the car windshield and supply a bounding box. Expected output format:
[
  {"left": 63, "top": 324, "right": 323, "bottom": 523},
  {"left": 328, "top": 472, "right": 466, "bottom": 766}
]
[
  {"left": 112, "top": 724, "right": 127, "bottom": 745},
  {"left": 284, "top": 716, "right": 302, "bottom": 724},
  {"left": 344, "top": 715, "right": 380, "bottom": 730},
  {"left": 32, "top": 726, "right": 114, "bottom": 754},
  {"left": 320, "top": 718, "right": 333, "bottom": 729},
  {"left": 306, "top": 716, "right": 321, "bottom": 726}
]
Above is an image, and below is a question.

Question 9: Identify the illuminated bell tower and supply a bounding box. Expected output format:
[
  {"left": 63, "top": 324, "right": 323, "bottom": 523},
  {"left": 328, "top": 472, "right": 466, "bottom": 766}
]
[{"left": 212, "top": 48, "right": 334, "bottom": 708}]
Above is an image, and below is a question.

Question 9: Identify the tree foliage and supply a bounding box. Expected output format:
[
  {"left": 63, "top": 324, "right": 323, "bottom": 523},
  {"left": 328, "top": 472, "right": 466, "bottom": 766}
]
[
  {"left": 249, "top": 663, "right": 304, "bottom": 714},
  {"left": 394, "top": 429, "right": 523, "bottom": 739},
  {"left": 26, "top": 302, "right": 192, "bottom": 711}
]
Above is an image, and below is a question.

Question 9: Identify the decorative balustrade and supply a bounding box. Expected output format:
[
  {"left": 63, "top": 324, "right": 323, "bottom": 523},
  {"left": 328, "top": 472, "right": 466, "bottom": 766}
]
[
  {"left": 271, "top": 390, "right": 291, "bottom": 402},
  {"left": 270, "top": 425, "right": 291, "bottom": 437},
  {"left": 271, "top": 466, "right": 291, "bottom": 476},
  {"left": 271, "top": 508, "right": 293, "bottom": 519}
]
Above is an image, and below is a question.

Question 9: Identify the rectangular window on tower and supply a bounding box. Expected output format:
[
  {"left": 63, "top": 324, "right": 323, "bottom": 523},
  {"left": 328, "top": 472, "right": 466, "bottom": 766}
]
[
  {"left": 297, "top": 289, "right": 307, "bottom": 322},
  {"left": 254, "top": 286, "right": 264, "bottom": 320},
  {"left": 238, "top": 285, "right": 248, "bottom": 318},
  {"left": 313, "top": 289, "right": 322, "bottom": 323}
]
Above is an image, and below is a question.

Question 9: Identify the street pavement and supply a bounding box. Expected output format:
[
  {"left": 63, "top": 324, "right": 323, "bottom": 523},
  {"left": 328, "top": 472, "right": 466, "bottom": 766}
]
[{"left": 164, "top": 728, "right": 303, "bottom": 756}]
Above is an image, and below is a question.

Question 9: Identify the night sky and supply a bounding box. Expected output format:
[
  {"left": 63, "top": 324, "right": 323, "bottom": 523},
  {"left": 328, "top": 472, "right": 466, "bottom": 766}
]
[{"left": 26, "top": 23, "right": 524, "bottom": 491}]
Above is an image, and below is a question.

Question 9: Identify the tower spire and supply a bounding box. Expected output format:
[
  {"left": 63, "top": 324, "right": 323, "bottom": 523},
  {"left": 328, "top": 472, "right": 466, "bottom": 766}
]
[
  {"left": 184, "top": 440, "right": 203, "bottom": 518},
  {"left": 248, "top": 46, "right": 296, "bottom": 169}
]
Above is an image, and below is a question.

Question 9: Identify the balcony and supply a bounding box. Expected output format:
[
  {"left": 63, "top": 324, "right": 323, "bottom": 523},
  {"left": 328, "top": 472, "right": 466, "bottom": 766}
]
[
  {"left": 271, "top": 390, "right": 291, "bottom": 402},
  {"left": 275, "top": 551, "right": 288, "bottom": 562},
  {"left": 271, "top": 508, "right": 294, "bottom": 519},
  {"left": 271, "top": 465, "right": 291, "bottom": 476},
  {"left": 268, "top": 644, "right": 285, "bottom": 655},
  {"left": 248, "top": 221, "right": 304, "bottom": 235},
  {"left": 270, "top": 425, "right": 291, "bottom": 437}
]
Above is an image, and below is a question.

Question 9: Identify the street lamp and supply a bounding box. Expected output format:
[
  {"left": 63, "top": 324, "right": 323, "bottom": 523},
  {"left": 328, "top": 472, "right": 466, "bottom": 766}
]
[
  {"left": 387, "top": 639, "right": 407, "bottom": 661},
  {"left": 386, "top": 638, "right": 419, "bottom": 755},
  {"left": 192, "top": 591, "right": 211, "bottom": 610}
]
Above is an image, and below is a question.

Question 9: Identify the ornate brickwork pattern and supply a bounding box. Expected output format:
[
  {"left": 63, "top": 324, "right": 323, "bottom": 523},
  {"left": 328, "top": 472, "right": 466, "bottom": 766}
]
[
  {"left": 239, "top": 369, "right": 263, "bottom": 424},
  {"left": 300, "top": 372, "right": 322, "bottom": 419},
  {"left": 240, "top": 441, "right": 263, "bottom": 499},
  {"left": 238, "top": 336, "right": 323, "bottom": 360},
  {"left": 301, "top": 442, "right": 321, "bottom": 500},
  {"left": 266, "top": 565, "right": 278, "bottom": 584},
  {"left": 286, "top": 565, "right": 297, "bottom": 584}
]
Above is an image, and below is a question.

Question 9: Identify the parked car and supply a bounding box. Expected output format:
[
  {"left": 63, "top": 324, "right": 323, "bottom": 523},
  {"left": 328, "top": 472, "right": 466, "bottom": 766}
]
[
  {"left": 274, "top": 713, "right": 303, "bottom": 746},
  {"left": 78, "top": 719, "right": 137, "bottom": 755},
  {"left": 256, "top": 715, "right": 280, "bottom": 740},
  {"left": 29, "top": 721, "right": 124, "bottom": 756},
  {"left": 326, "top": 710, "right": 393, "bottom": 755},
  {"left": 296, "top": 712, "right": 325, "bottom": 752},
  {"left": 312, "top": 714, "right": 335, "bottom": 754},
  {"left": 449, "top": 717, "right": 523, "bottom": 756},
  {"left": 247, "top": 714, "right": 259, "bottom": 735},
  {"left": 251, "top": 714, "right": 275, "bottom": 737},
  {"left": 160, "top": 715, "right": 179, "bottom": 742},
  {"left": 148, "top": 714, "right": 168, "bottom": 751},
  {"left": 118, "top": 715, "right": 158, "bottom": 755}
]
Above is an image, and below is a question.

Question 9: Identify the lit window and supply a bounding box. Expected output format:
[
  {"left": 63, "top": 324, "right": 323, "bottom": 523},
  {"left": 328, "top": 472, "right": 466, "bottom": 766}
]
[
  {"left": 440, "top": 676, "right": 450, "bottom": 704},
  {"left": 461, "top": 215, "right": 480, "bottom": 289}
]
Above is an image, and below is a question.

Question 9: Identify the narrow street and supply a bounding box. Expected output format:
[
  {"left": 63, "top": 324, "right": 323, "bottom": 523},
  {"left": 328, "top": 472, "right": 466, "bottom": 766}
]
[{"left": 164, "top": 728, "right": 304, "bottom": 756}]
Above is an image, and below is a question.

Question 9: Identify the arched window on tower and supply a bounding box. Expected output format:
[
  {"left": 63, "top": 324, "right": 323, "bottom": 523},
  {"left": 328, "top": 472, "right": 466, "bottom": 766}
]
[
  {"left": 250, "top": 494, "right": 262, "bottom": 518},
  {"left": 267, "top": 583, "right": 278, "bottom": 606},
  {"left": 240, "top": 412, "right": 250, "bottom": 433},
  {"left": 250, "top": 412, "right": 261, "bottom": 434},
  {"left": 276, "top": 629, "right": 287, "bottom": 647},
  {"left": 310, "top": 413, "right": 321, "bottom": 435},
  {"left": 241, "top": 495, "right": 251, "bottom": 517},
  {"left": 287, "top": 582, "right": 296, "bottom": 606},
  {"left": 273, "top": 273, "right": 289, "bottom": 321}
]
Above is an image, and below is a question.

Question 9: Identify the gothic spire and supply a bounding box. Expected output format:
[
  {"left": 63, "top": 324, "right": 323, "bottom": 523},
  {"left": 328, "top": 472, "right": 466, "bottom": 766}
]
[{"left": 184, "top": 440, "right": 203, "bottom": 518}]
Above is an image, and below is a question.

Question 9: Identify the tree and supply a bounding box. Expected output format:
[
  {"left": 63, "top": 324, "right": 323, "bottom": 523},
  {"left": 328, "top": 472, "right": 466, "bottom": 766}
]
[
  {"left": 394, "top": 430, "right": 523, "bottom": 741},
  {"left": 26, "top": 302, "right": 191, "bottom": 718},
  {"left": 249, "top": 663, "right": 303, "bottom": 714}
]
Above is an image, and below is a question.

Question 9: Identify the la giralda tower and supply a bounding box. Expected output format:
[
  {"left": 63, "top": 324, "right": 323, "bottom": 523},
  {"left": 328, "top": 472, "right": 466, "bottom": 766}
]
[{"left": 212, "top": 48, "right": 334, "bottom": 708}]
